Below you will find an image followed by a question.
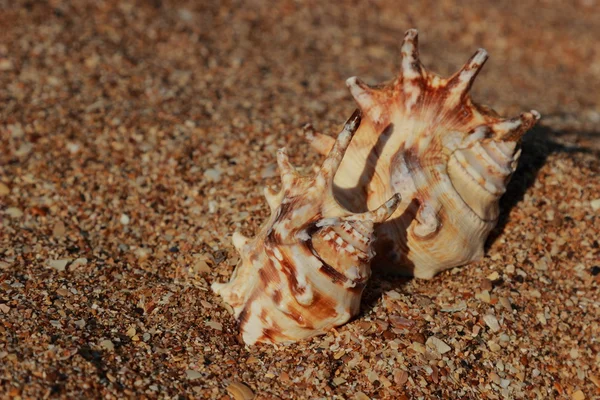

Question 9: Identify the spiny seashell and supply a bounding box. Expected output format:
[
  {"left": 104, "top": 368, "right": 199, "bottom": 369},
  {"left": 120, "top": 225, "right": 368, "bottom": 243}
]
[
  {"left": 212, "top": 111, "right": 400, "bottom": 345},
  {"left": 307, "top": 29, "right": 540, "bottom": 278}
]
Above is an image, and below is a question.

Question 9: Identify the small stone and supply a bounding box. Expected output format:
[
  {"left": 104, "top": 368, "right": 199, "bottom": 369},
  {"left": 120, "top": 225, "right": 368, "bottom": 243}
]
[
  {"left": 178, "top": 8, "right": 194, "bottom": 22},
  {"left": 489, "top": 371, "right": 501, "bottom": 385},
  {"left": 487, "top": 271, "right": 500, "bottom": 281},
  {"left": 440, "top": 301, "right": 467, "bottom": 312},
  {"left": 591, "top": 199, "right": 600, "bottom": 211},
  {"left": 279, "top": 371, "right": 290, "bottom": 382},
  {"left": 389, "top": 315, "right": 415, "bottom": 328},
  {"left": 499, "top": 297, "right": 512, "bottom": 310},
  {"left": 126, "top": 326, "right": 137, "bottom": 337},
  {"left": 135, "top": 248, "right": 152, "bottom": 259},
  {"left": 100, "top": 340, "right": 114, "bottom": 351},
  {"left": 332, "top": 377, "right": 346, "bottom": 386},
  {"left": 333, "top": 349, "right": 345, "bottom": 360},
  {"left": 15, "top": 143, "right": 32, "bottom": 157},
  {"left": 120, "top": 214, "right": 130, "bottom": 225},
  {"left": 0, "top": 182, "right": 9, "bottom": 195},
  {"left": 8, "top": 124, "right": 24, "bottom": 138},
  {"left": 496, "top": 360, "right": 505, "bottom": 372},
  {"left": 74, "top": 319, "right": 86, "bottom": 328},
  {"left": 487, "top": 341, "right": 501, "bottom": 352},
  {"left": 185, "top": 370, "right": 202, "bottom": 380},
  {"left": 480, "top": 278, "right": 493, "bottom": 291},
  {"left": 366, "top": 369, "right": 379, "bottom": 383},
  {"left": 192, "top": 258, "right": 211, "bottom": 274},
  {"left": 354, "top": 392, "right": 370, "bottom": 400},
  {"left": 53, "top": 221, "right": 66, "bottom": 237},
  {"left": 0, "top": 304, "right": 10, "bottom": 313},
  {"left": 66, "top": 142, "right": 80, "bottom": 154},
  {"left": 393, "top": 369, "right": 409, "bottom": 385},
  {"left": 226, "top": 381, "right": 254, "bottom": 400},
  {"left": 5, "top": 207, "right": 23, "bottom": 218},
  {"left": 500, "top": 379, "right": 511, "bottom": 389},
  {"left": 571, "top": 390, "right": 585, "bottom": 400},
  {"left": 203, "top": 168, "right": 222, "bottom": 182},
  {"left": 426, "top": 336, "right": 452, "bottom": 354},
  {"left": 506, "top": 264, "right": 515, "bottom": 274},
  {"left": 205, "top": 321, "right": 222, "bottom": 331},
  {"left": 476, "top": 290, "right": 491, "bottom": 303},
  {"left": 529, "top": 289, "right": 542, "bottom": 298},
  {"left": 534, "top": 257, "right": 549, "bottom": 271},
  {"left": 536, "top": 312, "right": 547, "bottom": 325},
  {"left": 484, "top": 314, "right": 500, "bottom": 332},
  {"left": 0, "top": 58, "right": 13, "bottom": 70},
  {"left": 412, "top": 342, "right": 426, "bottom": 354},
  {"left": 47, "top": 259, "right": 71, "bottom": 271},
  {"left": 70, "top": 258, "right": 88, "bottom": 270},
  {"left": 570, "top": 348, "right": 579, "bottom": 359},
  {"left": 384, "top": 290, "right": 402, "bottom": 300}
]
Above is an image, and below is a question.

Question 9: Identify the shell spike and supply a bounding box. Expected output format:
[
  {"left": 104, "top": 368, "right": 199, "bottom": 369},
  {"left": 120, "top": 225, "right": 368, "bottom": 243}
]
[
  {"left": 400, "top": 29, "right": 424, "bottom": 80},
  {"left": 492, "top": 110, "right": 541, "bottom": 141},
  {"left": 346, "top": 76, "right": 381, "bottom": 117},
  {"left": 448, "top": 48, "right": 488, "bottom": 96},
  {"left": 263, "top": 186, "right": 280, "bottom": 210},
  {"left": 344, "top": 193, "right": 401, "bottom": 224},
  {"left": 276, "top": 148, "right": 298, "bottom": 189},
  {"left": 232, "top": 231, "right": 250, "bottom": 252},
  {"left": 303, "top": 123, "right": 335, "bottom": 156},
  {"left": 319, "top": 109, "right": 361, "bottom": 182}
]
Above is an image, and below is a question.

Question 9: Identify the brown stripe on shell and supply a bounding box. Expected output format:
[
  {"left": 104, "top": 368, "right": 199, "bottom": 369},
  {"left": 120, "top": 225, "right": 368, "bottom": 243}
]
[
  {"left": 308, "top": 291, "right": 341, "bottom": 321},
  {"left": 283, "top": 306, "right": 314, "bottom": 330},
  {"left": 272, "top": 289, "right": 282, "bottom": 305},
  {"left": 276, "top": 251, "right": 306, "bottom": 297},
  {"left": 258, "top": 257, "right": 281, "bottom": 286},
  {"left": 258, "top": 321, "right": 285, "bottom": 343},
  {"left": 236, "top": 290, "right": 259, "bottom": 332},
  {"left": 318, "top": 263, "right": 348, "bottom": 284}
]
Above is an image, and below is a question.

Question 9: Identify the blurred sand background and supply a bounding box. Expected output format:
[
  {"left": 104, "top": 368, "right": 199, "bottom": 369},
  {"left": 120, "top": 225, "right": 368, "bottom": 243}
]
[{"left": 1, "top": 1, "right": 599, "bottom": 398}]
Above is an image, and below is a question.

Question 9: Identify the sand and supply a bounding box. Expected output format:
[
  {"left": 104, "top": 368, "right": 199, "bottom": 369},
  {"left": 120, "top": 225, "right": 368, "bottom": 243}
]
[{"left": 1, "top": 0, "right": 599, "bottom": 398}]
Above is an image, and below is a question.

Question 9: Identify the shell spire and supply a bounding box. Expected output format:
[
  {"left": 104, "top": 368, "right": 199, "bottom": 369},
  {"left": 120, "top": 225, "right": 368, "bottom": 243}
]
[
  {"left": 308, "top": 29, "right": 540, "bottom": 278},
  {"left": 212, "top": 111, "right": 400, "bottom": 345}
]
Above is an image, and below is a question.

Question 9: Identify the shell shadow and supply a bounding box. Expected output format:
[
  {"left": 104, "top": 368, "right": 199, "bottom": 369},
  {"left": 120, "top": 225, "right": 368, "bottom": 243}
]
[{"left": 332, "top": 121, "right": 394, "bottom": 213}]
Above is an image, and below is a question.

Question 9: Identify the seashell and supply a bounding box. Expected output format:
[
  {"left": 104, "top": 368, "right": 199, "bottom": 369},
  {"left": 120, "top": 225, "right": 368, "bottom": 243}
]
[
  {"left": 212, "top": 111, "right": 400, "bottom": 345},
  {"left": 307, "top": 29, "right": 540, "bottom": 278}
]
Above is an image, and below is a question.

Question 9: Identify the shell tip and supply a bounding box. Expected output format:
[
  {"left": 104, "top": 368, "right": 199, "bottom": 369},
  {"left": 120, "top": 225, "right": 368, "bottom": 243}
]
[
  {"left": 232, "top": 231, "right": 250, "bottom": 251},
  {"left": 472, "top": 48, "right": 489, "bottom": 65},
  {"left": 405, "top": 28, "right": 418, "bottom": 39},
  {"left": 344, "top": 109, "right": 362, "bottom": 133}
]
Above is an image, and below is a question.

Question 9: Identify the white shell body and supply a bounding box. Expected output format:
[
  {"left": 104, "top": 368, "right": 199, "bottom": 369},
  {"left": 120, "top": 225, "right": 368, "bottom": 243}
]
[
  {"left": 308, "top": 29, "right": 540, "bottom": 278},
  {"left": 212, "top": 112, "right": 400, "bottom": 345}
]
